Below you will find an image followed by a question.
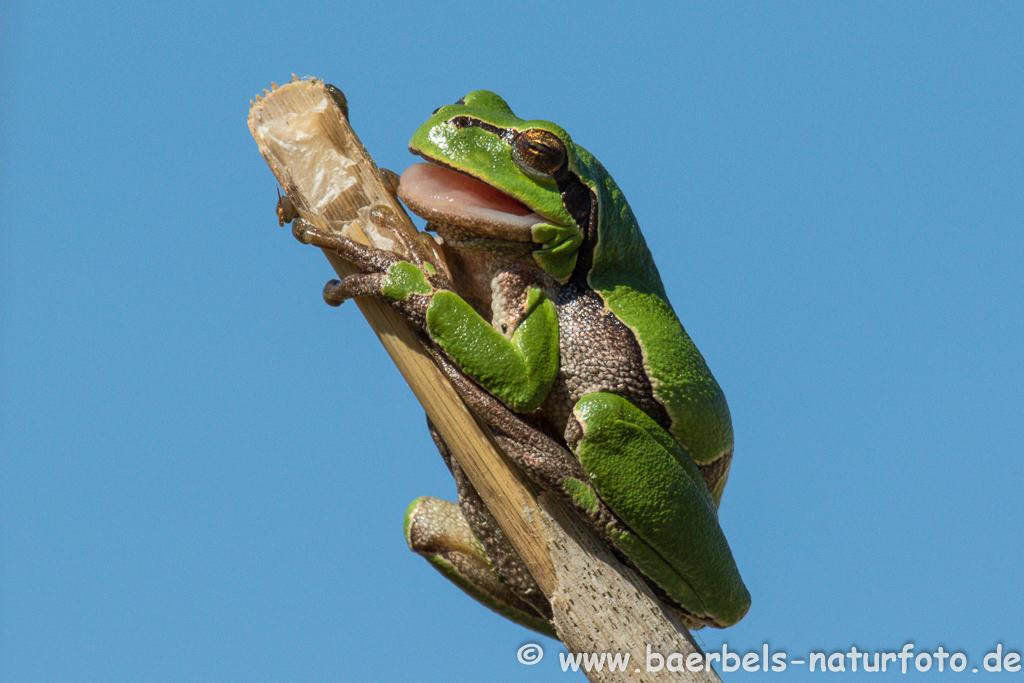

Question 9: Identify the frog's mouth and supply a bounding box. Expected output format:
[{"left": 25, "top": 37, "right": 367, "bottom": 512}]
[{"left": 397, "top": 162, "right": 544, "bottom": 247}]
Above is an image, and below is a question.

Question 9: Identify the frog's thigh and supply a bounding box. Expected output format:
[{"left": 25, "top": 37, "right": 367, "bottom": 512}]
[{"left": 571, "top": 392, "right": 750, "bottom": 627}]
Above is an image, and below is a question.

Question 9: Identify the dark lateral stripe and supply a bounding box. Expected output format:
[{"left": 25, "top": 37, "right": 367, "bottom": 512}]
[{"left": 451, "top": 115, "right": 516, "bottom": 143}]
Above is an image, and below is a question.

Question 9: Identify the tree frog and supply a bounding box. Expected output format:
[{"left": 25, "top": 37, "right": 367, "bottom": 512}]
[{"left": 288, "top": 91, "right": 750, "bottom": 635}]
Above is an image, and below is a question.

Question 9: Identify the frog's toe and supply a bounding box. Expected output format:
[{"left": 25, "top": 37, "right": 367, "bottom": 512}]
[
  {"left": 291, "top": 217, "right": 318, "bottom": 244},
  {"left": 321, "top": 274, "right": 389, "bottom": 306}
]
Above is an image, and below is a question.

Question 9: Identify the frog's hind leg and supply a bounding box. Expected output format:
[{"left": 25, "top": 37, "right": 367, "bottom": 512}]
[
  {"left": 404, "top": 498, "right": 555, "bottom": 637},
  {"left": 404, "top": 420, "right": 555, "bottom": 637},
  {"left": 566, "top": 392, "right": 751, "bottom": 628}
]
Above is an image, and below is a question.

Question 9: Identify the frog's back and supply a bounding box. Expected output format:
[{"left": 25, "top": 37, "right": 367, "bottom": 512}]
[
  {"left": 577, "top": 149, "right": 734, "bottom": 470},
  {"left": 601, "top": 280, "right": 733, "bottom": 469}
]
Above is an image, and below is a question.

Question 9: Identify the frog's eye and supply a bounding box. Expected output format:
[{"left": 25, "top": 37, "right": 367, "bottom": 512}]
[{"left": 512, "top": 129, "right": 567, "bottom": 177}]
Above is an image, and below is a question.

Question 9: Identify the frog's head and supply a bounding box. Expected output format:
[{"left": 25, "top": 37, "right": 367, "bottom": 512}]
[{"left": 398, "top": 91, "right": 591, "bottom": 282}]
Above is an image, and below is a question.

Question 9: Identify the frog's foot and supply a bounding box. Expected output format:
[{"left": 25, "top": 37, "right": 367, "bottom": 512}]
[
  {"left": 426, "top": 420, "right": 551, "bottom": 616},
  {"left": 404, "top": 497, "right": 556, "bottom": 638}
]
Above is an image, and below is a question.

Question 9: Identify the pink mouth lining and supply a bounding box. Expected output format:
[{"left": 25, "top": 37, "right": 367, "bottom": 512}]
[{"left": 398, "top": 163, "right": 543, "bottom": 233}]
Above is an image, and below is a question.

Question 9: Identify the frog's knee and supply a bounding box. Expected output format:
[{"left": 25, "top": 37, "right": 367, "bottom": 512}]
[
  {"left": 574, "top": 391, "right": 625, "bottom": 418},
  {"left": 568, "top": 392, "right": 656, "bottom": 447}
]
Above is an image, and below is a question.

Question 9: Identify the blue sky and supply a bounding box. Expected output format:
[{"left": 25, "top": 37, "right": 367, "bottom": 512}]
[{"left": 3, "top": 2, "right": 1021, "bottom": 681}]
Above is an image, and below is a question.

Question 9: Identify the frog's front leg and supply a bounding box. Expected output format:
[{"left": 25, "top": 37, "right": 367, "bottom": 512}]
[
  {"left": 294, "top": 218, "right": 561, "bottom": 414},
  {"left": 291, "top": 216, "right": 410, "bottom": 273},
  {"left": 290, "top": 216, "right": 449, "bottom": 326},
  {"left": 566, "top": 392, "right": 751, "bottom": 628}
]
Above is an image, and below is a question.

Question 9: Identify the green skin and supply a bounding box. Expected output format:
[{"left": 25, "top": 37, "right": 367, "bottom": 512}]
[{"left": 290, "top": 91, "right": 749, "bottom": 633}]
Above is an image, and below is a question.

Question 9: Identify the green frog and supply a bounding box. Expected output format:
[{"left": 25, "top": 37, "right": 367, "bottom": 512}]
[{"left": 289, "top": 91, "right": 749, "bottom": 636}]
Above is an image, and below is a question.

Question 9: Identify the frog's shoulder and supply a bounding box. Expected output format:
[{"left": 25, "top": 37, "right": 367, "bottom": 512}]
[{"left": 570, "top": 143, "right": 666, "bottom": 301}]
